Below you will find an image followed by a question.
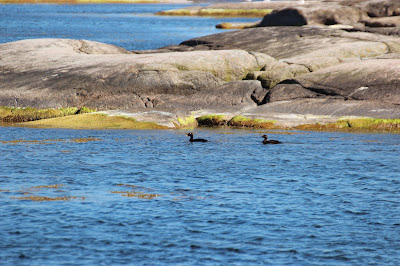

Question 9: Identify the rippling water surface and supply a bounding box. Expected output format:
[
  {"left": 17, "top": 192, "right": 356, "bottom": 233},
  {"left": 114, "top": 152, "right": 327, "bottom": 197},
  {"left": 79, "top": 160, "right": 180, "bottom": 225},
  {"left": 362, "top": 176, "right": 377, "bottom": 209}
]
[
  {"left": 1, "top": 127, "right": 400, "bottom": 265},
  {"left": 0, "top": 3, "right": 259, "bottom": 50},
  {"left": 1, "top": 3, "right": 400, "bottom": 265}
]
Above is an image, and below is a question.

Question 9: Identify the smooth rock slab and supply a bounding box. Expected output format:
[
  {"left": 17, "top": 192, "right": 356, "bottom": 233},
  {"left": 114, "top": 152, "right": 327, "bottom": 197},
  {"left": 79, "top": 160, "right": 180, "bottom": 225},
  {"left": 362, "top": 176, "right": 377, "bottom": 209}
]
[
  {"left": 244, "top": 98, "right": 400, "bottom": 127},
  {"left": 0, "top": 38, "right": 271, "bottom": 109},
  {"left": 166, "top": 26, "right": 395, "bottom": 62},
  {"left": 289, "top": 59, "right": 400, "bottom": 104}
]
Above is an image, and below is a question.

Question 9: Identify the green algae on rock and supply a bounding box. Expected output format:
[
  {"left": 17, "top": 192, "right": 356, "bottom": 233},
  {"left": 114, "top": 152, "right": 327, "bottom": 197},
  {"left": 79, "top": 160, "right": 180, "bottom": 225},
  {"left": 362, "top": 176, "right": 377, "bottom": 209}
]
[
  {"left": 176, "top": 115, "right": 198, "bottom": 129},
  {"left": 228, "top": 116, "right": 277, "bottom": 129},
  {"left": 215, "top": 22, "right": 259, "bottom": 30},
  {"left": 295, "top": 118, "right": 400, "bottom": 133},
  {"left": 21, "top": 113, "right": 168, "bottom": 130},
  {"left": 197, "top": 114, "right": 227, "bottom": 126},
  {"left": 0, "top": 106, "right": 95, "bottom": 123}
]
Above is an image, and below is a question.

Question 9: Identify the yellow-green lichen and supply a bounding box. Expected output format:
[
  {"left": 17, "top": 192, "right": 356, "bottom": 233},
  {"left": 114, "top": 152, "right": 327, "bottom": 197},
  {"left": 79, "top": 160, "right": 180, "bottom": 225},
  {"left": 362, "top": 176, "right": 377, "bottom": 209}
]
[
  {"left": 0, "top": 106, "right": 95, "bottom": 122},
  {"left": 295, "top": 118, "right": 400, "bottom": 132},
  {"left": 197, "top": 114, "right": 227, "bottom": 126},
  {"left": 177, "top": 115, "right": 198, "bottom": 128},
  {"left": 215, "top": 22, "right": 258, "bottom": 30},
  {"left": 21, "top": 113, "right": 167, "bottom": 130},
  {"left": 198, "top": 8, "right": 272, "bottom": 17},
  {"left": 157, "top": 8, "right": 272, "bottom": 17},
  {"left": 228, "top": 115, "right": 277, "bottom": 129}
]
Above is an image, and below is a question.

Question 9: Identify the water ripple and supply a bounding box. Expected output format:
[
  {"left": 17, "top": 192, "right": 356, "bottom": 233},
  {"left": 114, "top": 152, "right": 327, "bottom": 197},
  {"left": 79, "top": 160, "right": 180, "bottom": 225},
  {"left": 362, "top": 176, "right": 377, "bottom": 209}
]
[{"left": 1, "top": 127, "right": 400, "bottom": 265}]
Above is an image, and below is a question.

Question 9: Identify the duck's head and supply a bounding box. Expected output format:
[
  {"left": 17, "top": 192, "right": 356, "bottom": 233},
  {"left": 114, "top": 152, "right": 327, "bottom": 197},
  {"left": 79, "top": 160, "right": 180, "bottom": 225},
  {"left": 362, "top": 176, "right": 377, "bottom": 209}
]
[
  {"left": 261, "top": 135, "right": 268, "bottom": 139},
  {"left": 187, "top": 132, "right": 193, "bottom": 137}
]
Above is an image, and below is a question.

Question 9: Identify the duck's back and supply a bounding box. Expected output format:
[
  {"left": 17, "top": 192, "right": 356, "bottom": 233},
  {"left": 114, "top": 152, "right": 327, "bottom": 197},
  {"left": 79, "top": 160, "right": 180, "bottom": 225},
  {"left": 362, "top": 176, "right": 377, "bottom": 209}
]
[
  {"left": 263, "top": 139, "right": 281, "bottom": 144},
  {"left": 192, "top": 138, "right": 208, "bottom": 143}
]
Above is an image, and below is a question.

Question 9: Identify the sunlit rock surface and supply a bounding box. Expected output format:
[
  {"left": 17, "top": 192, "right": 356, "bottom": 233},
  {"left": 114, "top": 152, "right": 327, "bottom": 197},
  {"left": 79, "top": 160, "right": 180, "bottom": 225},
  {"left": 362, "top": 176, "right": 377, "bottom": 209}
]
[{"left": 2, "top": 4, "right": 400, "bottom": 128}]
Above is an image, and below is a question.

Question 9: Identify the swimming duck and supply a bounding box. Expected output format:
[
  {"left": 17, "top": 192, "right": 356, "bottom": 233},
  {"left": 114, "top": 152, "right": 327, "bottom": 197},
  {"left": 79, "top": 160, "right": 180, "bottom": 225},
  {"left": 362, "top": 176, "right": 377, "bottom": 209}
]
[
  {"left": 262, "top": 134, "right": 281, "bottom": 144},
  {"left": 187, "top": 132, "right": 208, "bottom": 142}
]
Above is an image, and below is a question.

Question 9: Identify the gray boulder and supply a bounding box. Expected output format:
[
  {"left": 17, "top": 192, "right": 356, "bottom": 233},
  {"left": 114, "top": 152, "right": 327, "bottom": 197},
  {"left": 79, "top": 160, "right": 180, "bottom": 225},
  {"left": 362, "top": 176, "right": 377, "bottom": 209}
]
[
  {"left": 161, "top": 25, "right": 400, "bottom": 122},
  {"left": 155, "top": 80, "right": 265, "bottom": 111},
  {"left": 362, "top": 16, "right": 400, "bottom": 27},
  {"left": 258, "top": 4, "right": 368, "bottom": 27},
  {"left": 351, "top": 0, "right": 400, "bottom": 18},
  {"left": 0, "top": 38, "right": 270, "bottom": 109},
  {"left": 2, "top": 24, "right": 400, "bottom": 128},
  {"left": 243, "top": 98, "right": 400, "bottom": 127},
  {"left": 166, "top": 26, "right": 395, "bottom": 59},
  {"left": 267, "top": 59, "right": 400, "bottom": 104},
  {"left": 166, "top": 26, "right": 398, "bottom": 75}
]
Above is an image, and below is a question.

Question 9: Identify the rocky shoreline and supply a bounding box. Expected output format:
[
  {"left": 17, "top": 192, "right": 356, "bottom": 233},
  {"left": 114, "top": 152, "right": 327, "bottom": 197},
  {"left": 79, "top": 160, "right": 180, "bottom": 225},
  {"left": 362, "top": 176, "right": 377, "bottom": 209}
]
[{"left": 1, "top": 0, "right": 400, "bottom": 131}]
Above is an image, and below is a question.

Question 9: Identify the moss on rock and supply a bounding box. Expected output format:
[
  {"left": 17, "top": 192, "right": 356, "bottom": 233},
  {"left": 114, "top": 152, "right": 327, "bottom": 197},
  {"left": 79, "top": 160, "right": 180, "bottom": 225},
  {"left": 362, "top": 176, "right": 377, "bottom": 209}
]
[
  {"left": 157, "top": 8, "right": 272, "bottom": 17},
  {"left": 197, "top": 115, "right": 227, "bottom": 126},
  {"left": 295, "top": 118, "right": 400, "bottom": 132},
  {"left": 215, "top": 22, "right": 258, "bottom": 30},
  {"left": 0, "top": 106, "right": 95, "bottom": 122},
  {"left": 21, "top": 113, "right": 167, "bottom": 130},
  {"left": 228, "top": 115, "right": 277, "bottom": 129},
  {"left": 177, "top": 115, "right": 198, "bottom": 128}
]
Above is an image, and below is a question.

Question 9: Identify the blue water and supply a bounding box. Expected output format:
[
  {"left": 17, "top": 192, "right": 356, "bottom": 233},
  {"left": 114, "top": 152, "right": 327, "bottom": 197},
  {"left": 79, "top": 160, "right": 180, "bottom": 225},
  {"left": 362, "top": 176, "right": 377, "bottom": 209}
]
[
  {"left": 0, "top": 3, "right": 259, "bottom": 50},
  {"left": 1, "top": 3, "right": 400, "bottom": 265},
  {"left": 0, "top": 127, "right": 400, "bottom": 265}
]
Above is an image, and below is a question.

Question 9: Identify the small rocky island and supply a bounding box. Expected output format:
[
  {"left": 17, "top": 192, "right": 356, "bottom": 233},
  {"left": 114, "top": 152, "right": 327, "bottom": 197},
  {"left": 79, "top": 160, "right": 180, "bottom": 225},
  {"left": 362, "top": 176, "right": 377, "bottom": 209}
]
[{"left": 1, "top": 0, "right": 400, "bottom": 131}]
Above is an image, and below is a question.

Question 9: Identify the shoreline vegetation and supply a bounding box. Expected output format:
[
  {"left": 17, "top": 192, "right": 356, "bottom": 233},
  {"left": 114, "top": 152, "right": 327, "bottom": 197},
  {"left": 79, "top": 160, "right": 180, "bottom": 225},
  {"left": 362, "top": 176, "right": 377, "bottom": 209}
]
[
  {"left": 1, "top": 107, "right": 399, "bottom": 132},
  {"left": 0, "top": 1, "right": 272, "bottom": 18},
  {"left": 155, "top": 8, "right": 273, "bottom": 18},
  {"left": 1, "top": 1, "right": 399, "bottom": 133}
]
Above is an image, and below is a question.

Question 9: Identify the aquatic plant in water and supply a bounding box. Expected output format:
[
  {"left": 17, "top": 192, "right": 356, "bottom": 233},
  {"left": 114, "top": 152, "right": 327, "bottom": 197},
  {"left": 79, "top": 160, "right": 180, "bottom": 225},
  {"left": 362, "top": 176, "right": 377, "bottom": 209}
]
[
  {"left": 10, "top": 184, "right": 85, "bottom": 201},
  {"left": 112, "top": 183, "right": 162, "bottom": 199},
  {"left": 11, "top": 195, "right": 85, "bottom": 201},
  {"left": 111, "top": 184, "right": 210, "bottom": 201},
  {"left": 1, "top": 138, "right": 102, "bottom": 145},
  {"left": 122, "top": 191, "right": 164, "bottom": 199}
]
